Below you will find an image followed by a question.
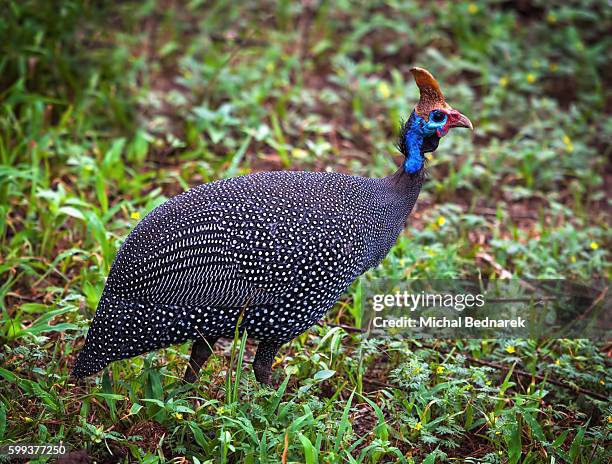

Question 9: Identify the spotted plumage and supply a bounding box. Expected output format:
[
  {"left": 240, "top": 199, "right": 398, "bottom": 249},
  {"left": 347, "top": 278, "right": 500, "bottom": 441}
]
[{"left": 72, "top": 67, "right": 472, "bottom": 385}]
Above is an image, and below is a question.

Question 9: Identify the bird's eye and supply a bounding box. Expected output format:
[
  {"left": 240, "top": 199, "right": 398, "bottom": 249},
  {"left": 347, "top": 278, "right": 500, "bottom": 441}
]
[{"left": 431, "top": 111, "right": 445, "bottom": 123}]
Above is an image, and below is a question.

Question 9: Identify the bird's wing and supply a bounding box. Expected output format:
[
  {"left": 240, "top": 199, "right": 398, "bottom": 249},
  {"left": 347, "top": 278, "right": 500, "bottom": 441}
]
[{"left": 106, "top": 199, "right": 364, "bottom": 309}]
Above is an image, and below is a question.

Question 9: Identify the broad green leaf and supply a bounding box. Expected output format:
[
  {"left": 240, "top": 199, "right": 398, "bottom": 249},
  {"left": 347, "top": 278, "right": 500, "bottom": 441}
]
[
  {"left": 298, "top": 433, "right": 318, "bottom": 464},
  {"left": 521, "top": 410, "right": 545, "bottom": 442},
  {"left": 313, "top": 369, "right": 335, "bottom": 381},
  {"left": 129, "top": 403, "right": 143, "bottom": 415},
  {"left": 506, "top": 421, "right": 522, "bottom": 464}
]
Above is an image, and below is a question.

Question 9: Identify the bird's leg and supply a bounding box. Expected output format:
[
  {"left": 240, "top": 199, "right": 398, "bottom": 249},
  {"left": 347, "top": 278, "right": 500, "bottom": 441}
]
[
  {"left": 184, "top": 336, "right": 218, "bottom": 383},
  {"left": 253, "top": 340, "right": 282, "bottom": 386}
]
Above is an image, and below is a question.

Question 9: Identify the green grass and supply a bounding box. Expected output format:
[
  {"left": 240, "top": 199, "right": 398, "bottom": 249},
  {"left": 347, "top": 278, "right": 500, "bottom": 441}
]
[{"left": 0, "top": 0, "right": 610, "bottom": 462}]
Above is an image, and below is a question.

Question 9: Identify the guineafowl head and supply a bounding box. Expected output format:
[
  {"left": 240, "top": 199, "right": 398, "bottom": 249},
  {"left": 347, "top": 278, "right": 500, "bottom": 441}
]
[{"left": 399, "top": 67, "right": 473, "bottom": 174}]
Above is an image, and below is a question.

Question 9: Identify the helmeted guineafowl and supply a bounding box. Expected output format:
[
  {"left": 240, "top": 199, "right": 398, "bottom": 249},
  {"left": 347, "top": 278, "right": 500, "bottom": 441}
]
[{"left": 72, "top": 67, "right": 472, "bottom": 385}]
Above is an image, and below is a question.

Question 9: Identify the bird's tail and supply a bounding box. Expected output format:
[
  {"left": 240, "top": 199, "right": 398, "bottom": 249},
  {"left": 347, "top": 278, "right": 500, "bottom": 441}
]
[
  {"left": 71, "top": 292, "right": 167, "bottom": 378},
  {"left": 72, "top": 287, "right": 235, "bottom": 378},
  {"left": 72, "top": 339, "right": 106, "bottom": 378},
  {"left": 72, "top": 292, "right": 118, "bottom": 378}
]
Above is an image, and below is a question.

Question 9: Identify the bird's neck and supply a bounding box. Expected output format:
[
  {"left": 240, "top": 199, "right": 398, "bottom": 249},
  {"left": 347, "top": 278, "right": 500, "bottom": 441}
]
[
  {"left": 385, "top": 165, "right": 426, "bottom": 198},
  {"left": 364, "top": 165, "right": 424, "bottom": 267},
  {"left": 380, "top": 165, "right": 425, "bottom": 226}
]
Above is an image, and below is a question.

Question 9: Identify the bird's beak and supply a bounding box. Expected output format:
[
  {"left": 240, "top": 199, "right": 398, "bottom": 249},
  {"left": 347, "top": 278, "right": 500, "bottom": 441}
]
[{"left": 448, "top": 110, "right": 473, "bottom": 130}]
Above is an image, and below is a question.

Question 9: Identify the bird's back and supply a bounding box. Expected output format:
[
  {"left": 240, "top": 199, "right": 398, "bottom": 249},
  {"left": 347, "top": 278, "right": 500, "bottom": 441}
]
[{"left": 108, "top": 171, "right": 393, "bottom": 305}]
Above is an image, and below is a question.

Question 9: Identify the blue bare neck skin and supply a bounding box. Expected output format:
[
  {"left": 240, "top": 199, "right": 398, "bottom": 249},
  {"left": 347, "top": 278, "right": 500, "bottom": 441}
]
[{"left": 403, "top": 111, "right": 439, "bottom": 174}]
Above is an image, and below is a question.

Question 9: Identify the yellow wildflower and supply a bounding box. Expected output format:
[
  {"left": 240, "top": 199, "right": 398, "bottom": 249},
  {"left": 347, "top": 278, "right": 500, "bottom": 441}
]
[
  {"left": 436, "top": 216, "right": 446, "bottom": 227},
  {"left": 570, "top": 255, "right": 577, "bottom": 263},
  {"left": 562, "top": 134, "right": 573, "bottom": 153},
  {"left": 607, "top": 415, "right": 612, "bottom": 423},
  {"left": 175, "top": 412, "right": 183, "bottom": 420},
  {"left": 378, "top": 81, "right": 391, "bottom": 99},
  {"left": 599, "top": 379, "right": 605, "bottom": 385},
  {"left": 437, "top": 365, "right": 445, "bottom": 374},
  {"left": 131, "top": 211, "right": 141, "bottom": 220},
  {"left": 414, "top": 422, "right": 422, "bottom": 431},
  {"left": 555, "top": 359, "right": 561, "bottom": 366},
  {"left": 590, "top": 241, "right": 599, "bottom": 250},
  {"left": 291, "top": 148, "right": 309, "bottom": 160},
  {"left": 468, "top": 3, "right": 478, "bottom": 14},
  {"left": 499, "top": 76, "right": 509, "bottom": 88},
  {"left": 505, "top": 345, "right": 516, "bottom": 354},
  {"left": 527, "top": 73, "right": 537, "bottom": 84}
]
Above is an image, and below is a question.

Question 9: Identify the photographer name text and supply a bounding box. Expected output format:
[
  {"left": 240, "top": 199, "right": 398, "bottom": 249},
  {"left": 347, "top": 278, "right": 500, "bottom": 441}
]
[{"left": 372, "top": 316, "right": 526, "bottom": 328}]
